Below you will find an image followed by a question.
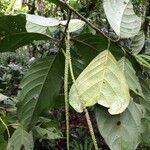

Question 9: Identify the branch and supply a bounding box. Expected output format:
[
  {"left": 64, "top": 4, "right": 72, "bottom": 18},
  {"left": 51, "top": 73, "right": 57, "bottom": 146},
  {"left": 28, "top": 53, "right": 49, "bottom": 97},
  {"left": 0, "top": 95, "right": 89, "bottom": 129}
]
[
  {"left": 59, "top": 10, "right": 72, "bottom": 50},
  {"left": 58, "top": 0, "right": 114, "bottom": 41}
]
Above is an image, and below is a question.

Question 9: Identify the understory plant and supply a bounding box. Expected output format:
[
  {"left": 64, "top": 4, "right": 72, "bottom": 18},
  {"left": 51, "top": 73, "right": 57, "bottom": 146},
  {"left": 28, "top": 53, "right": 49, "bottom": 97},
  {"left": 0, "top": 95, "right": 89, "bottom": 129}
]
[{"left": 0, "top": 0, "right": 150, "bottom": 150}]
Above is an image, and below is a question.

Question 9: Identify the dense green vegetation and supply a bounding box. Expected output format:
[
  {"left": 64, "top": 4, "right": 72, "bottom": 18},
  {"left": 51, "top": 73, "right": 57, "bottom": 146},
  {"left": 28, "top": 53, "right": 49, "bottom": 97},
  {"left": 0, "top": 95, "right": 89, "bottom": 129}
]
[{"left": 0, "top": 0, "right": 150, "bottom": 149}]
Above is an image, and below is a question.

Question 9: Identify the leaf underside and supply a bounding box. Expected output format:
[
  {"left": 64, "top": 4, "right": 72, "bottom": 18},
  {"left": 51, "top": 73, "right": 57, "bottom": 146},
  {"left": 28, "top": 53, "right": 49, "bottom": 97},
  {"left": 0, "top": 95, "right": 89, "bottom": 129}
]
[
  {"left": 103, "top": 0, "right": 141, "bottom": 38},
  {"left": 119, "top": 57, "right": 144, "bottom": 98},
  {"left": 95, "top": 100, "right": 144, "bottom": 150},
  {"left": 8, "top": 127, "right": 34, "bottom": 150},
  {"left": 69, "top": 50, "right": 130, "bottom": 115}
]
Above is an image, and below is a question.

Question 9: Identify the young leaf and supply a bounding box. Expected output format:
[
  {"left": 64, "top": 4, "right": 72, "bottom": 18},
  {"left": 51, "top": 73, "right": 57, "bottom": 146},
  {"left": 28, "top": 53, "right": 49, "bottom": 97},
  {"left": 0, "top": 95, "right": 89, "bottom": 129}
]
[
  {"left": 119, "top": 57, "right": 144, "bottom": 98},
  {"left": 17, "top": 53, "right": 64, "bottom": 130},
  {"left": 95, "top": 101, "right": 144, "bottom": 150},
  {"left": 128, "top": 31, "right": 145, "bottom": 54},
  {"left": 69, "top": 50, "right": 130, "bottom": 115},
  {"left": 103, "top": 0, "right": 141, "bottom": 38},
  {"left": 8, "top": 127, "right": 34, "bottom": 150}
]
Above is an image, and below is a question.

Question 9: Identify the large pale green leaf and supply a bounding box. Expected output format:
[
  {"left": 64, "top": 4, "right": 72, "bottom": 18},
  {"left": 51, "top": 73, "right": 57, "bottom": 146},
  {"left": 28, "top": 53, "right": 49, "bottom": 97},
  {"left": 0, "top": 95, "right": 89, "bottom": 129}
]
[
  {"left": 26, "top": 14, "right": 60, "bottom": 35},
  {"left": 26, "top": 14, "right": 85, "bottom": 34},
  {"left": 128, "top": 31, "right": 145, "bottom": 54},
  {"left": 17, "top": 53, "right": 64, "bottom": 129},
  {"left": 103, "top": 0, "right": 142, "bottom": 38},
  {"left": 95, "top": 101, "right": 144, "bottom": 150},
  {"left": 69, "top": 50, "right": 130, "bottom": 115},
  {"left": 8, "top": 127, "right": 34, "bottom": 150},
  {"left": 119, "top": 57, "right": 144, "bottom": 98}
]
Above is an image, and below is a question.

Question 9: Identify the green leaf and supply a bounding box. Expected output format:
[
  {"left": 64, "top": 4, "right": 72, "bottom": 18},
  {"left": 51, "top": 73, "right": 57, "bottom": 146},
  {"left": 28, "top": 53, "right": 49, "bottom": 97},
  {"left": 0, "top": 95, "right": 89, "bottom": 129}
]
[
  {"left": 8, "top": 127, "right": 33, "bottom": 150},
  {"left": 73, "top": 34, "right": 124, "bottom": 64},
  {"left": 119, "top": 57, "right": 144, "bottom": 98},
  {"left": 0, "top": 93, "right": 8, "bottom": 102},
  {"left": 33, "top": 126, "right": 62, "bottom": 140},
  {"left": 0, "top": 15, "right": 50, "bottom": 52},
  {"left": 103, "top": 0, "right": 141, "bottom": 38},
  {"left": 0, "top": 33, "right": 49, "bottom": 52},
  {"left": 0, "top": 15, "right": 26, "bottom": 37},
  {"left": 17, "top": 53, "right": 64, "bottom": 130},
  {"left": 0, "top": 135, "right": 7, "bottom": 150},
  {"left": 95, "top": 100, "right": 144, "bottom": 150},
  {"left": 69, "top": 50, "right": 130, "bottom": 115},
  {"left": 128, "top": 31, "right": 145, "bottom": 54}
]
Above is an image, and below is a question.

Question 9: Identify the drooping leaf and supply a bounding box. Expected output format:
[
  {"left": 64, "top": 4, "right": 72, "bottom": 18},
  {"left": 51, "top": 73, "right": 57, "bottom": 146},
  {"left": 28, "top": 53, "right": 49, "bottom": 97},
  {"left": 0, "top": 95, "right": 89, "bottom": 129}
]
[
  {"left": 95, "top": 100, "right": 144, "bottom": 150},
  {"left": 103, "top": 0, "right": 141, "bottom": 38},
  {"left": 128, "top": 31, "right": 145, "bottom": 54},
  {"left": 17, "top": 53, "right": 64, "bottom": 130},
  {"left": 69, "top": 50, "right": 130, "bottom": 115},
  {"left": 8, "top": 127, "right": 34, "bottom": 150},
  {"left": 119, "top": 57, "right": 144, "bottom": 98}
]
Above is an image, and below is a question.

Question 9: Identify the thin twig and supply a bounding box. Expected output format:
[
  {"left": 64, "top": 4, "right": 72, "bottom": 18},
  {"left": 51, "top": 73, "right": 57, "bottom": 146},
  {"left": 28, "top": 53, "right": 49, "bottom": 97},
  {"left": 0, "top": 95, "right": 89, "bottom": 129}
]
[{"left": 59, "top": 11, "right": 72, "bottom": 50}]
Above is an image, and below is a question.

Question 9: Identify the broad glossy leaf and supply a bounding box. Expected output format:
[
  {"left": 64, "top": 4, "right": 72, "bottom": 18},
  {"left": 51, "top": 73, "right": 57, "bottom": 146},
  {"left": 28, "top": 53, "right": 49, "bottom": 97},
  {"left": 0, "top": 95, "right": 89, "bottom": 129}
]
[
  {"left": 0, "top": 15, "right": 26, "bottom": 37},
  {"left": 119, "top": 57, "right": 144, "bottom": 98},
  {"left": 17, "top": 53, "right": 64, "bottom": 129},
  {"left": 128, "top": 31, "right": 145, "bottom": 54},
  {"left": 8, "top": 127, "right": 34, "bottom": 150},
  {"left": 0, "top": 15, "right": 50, "bottom": 52},
  {"left": 95, "top": 101, "right": 144, "bottom": 150},
  {"left": 69, "top": 50, "right": 130, "bottom": 115},
  {"left": 0, "top": 33, "right": 49, "bottom": 52},
  {"left": 73, "top": 34, "right": 124, "bottom": 64},
  {"left": 103, "top": 0, "right": 141, "bottom": 38}
]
